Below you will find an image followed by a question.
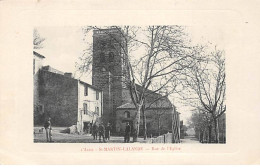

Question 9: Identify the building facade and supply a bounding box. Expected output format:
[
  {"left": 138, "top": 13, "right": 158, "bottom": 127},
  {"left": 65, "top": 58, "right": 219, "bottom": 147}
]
[
  {"left": 33, "top": 51, "right": 102, "bottom": 133},
  {"left": 115, "top": 102, "right": 173, "bottom": 136}
]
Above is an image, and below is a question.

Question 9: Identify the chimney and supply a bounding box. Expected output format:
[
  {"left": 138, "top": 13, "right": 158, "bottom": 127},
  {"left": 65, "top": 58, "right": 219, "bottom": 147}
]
[{"left": 64, "top": 72, "right": 72, "bottom": 78}]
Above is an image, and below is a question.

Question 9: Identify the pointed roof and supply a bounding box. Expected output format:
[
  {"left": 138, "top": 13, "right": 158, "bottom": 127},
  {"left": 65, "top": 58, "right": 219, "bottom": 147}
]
[{"left": 33, "top": 51, "right": 45, "bottom": 59}]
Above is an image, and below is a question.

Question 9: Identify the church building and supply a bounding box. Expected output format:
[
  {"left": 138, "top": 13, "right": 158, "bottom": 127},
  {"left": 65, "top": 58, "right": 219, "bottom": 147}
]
[{"left": 91, "top": 28, "right": 175, "bottom": 135}]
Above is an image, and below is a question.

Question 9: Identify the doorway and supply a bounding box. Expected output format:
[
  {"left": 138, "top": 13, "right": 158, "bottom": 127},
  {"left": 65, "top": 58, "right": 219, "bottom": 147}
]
[{"left": 83, "top": 122, "right": 90, "bottom": 134}]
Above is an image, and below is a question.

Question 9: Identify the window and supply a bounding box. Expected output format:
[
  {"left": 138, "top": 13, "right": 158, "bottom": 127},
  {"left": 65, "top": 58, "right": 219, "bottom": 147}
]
[
  {"left": 83, "top": 103, "right": 87, "bottom": 115},
  {"left": 124, "top": 111, "right": 130, "bottom": 118},
  {"left": 96, "top": 91, "right": 99, "bottom": 100},
  {"left": 109, "top": 52, "right": 114, "bottom": 62},
  {"left": 84, "top": 85, "right": 88, "bottom": 96},
  {"left": 38, "top": 104, "right": 44, "bottom": 114},
  {"left": 96, "top": 107, "right": 99, "bottom": 113},
  {"left": 100, "top": 53, "right": 105, "bottom": 63},
  {"left": 101, "top": 67, "right": 106, "bottom": 72}
]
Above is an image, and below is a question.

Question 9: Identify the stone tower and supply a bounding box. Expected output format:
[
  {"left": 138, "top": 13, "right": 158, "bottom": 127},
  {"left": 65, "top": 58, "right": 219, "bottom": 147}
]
[{"left": 92, "top": 28, "right": 131, "bottom": 125}]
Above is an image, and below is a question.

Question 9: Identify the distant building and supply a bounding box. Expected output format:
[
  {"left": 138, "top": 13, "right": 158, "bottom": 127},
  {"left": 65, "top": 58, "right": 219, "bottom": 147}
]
[
  {"left": 180, "top": 120, "right": 187, "bottom": 139},
  {"left": 33, "top": 51, "right": 103, "bottom": 134}
]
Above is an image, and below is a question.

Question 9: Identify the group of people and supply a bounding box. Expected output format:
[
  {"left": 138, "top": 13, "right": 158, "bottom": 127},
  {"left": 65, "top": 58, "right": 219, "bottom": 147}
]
[
  {"left": 43, "top": 118, "right": 132, "bottom": 143},
  {"left": 92, "top": 122, "right": 112, "bottom": 142},
  {"left": 92, "top": 122, "right": 132, "bottom": 143}
]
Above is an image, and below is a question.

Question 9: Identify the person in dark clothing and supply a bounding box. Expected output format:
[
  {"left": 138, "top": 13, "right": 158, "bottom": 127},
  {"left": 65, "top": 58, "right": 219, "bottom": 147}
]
[
  {"left": 92, "top": 123, "right": 98, "bottom": 140},
  {"left": 44, "top": 117, "right": 53, "bottom": 142},
  {"left": 124, "top": 122, "right": 131, "bottom": 143},
  {"left": 105, "top": 123, "right": 112, "bottom": 141},
  {"left": 98, "top": 123, "right": 105, "bottom": 142}
]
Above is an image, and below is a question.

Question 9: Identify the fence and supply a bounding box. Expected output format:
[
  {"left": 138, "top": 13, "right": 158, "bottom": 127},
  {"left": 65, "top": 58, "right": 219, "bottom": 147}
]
[{"left": 148, "top": 132, "right": 173, "bottom": 143}]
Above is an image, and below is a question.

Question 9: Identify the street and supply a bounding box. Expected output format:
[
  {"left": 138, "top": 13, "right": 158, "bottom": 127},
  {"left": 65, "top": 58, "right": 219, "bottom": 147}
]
[
  {"left": 181, "top": 135, "right": 201, "bottom": 144},
  {"left": 34, "top": 127, "right": 147, "bottom": 143},
  {"left": 34, "top": 127, "right": 201, "bottom": 144}
]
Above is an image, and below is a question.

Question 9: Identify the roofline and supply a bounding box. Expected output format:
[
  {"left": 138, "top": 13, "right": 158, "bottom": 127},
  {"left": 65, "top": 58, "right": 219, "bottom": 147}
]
[
  {"left": 33, "top": 51, "right": 45, "bottom": 58},
  {"left": 79, "top": 80, "right": 102, "bottom": 92},
  {"left": 41, "top": 69, "right": 77, "bottom": 81}
]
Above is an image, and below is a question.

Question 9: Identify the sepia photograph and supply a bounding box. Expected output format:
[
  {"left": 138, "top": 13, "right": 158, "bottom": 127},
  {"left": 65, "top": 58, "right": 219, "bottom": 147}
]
[
  {"left": 1, "top": 0, "right": 260, "bottom": 164},
  {"left": 33, "top": 26, "right": 226, "bottom": 144}
]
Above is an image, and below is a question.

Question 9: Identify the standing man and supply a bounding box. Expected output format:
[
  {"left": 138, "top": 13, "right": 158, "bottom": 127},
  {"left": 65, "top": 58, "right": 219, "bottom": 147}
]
[
  {"left": 92, "top": 123, "right": 98, "bottom": 140},
  {"left": 98, "top": 122, "right": 105, "bottom": 143},
  {"left": 105, "top": 123, "right": 112, "bottom": 141},
  {"left": 44, "top": 117, "right": 52, "bottom": 142},
  {"left": 124, "top": 122, "right": 131, "bottom": 143}
]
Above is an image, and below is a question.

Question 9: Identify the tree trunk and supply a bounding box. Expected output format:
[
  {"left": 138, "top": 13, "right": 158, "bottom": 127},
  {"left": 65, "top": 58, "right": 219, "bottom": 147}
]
[
  {"left": 214, "top": 117, "right": 219, "bottom": 143},
  {"left": 171, "top": 109, "right": 176, "bottom": 143},
  {"left": 158, "top": 115, "right": 161, "bottom": 136},
  {"left": 142, "top": 107, "right": 147, "bottom": 140},
  {"left": 133, "top": 105, "right": 142, "bottom": 142},
  {"left": 223, "top": 118, "right": 226, "bottom": 143},
  {"left": 208, "top": 125, "right": 212, "bottom": 143},
  {"left": 198, "top": 129, "right": 201, "bottom": 142},
  {"left": 203, "top": 129, "right": 206, "bottom": 143},
  {"left": 171, "top": 108, "right": 180, "bottom": 143}
]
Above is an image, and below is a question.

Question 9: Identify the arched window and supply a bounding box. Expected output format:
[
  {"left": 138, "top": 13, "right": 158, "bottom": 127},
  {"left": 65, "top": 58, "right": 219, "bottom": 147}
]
[
  {"left": 124, "top": 111, "right": 130, "bottom": 118},
  {"left": 109, "top": 52, "right": 114, "bottom": 62},
  {"left": 100, "top": 53, "right": 105, "bottom": 63},
  {"left": 101, "top": 67, "right": 106, "bottom": 72}
]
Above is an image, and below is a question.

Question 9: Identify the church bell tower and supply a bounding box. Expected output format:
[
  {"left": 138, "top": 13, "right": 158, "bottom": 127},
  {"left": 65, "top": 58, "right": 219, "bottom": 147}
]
[{"left": 92, "top": 28, "right": 131, "bottom": 124}]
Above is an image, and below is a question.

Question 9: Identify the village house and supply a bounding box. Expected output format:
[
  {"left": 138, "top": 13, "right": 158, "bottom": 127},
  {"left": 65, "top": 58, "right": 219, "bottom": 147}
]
[{"left": 33, "top": 51, "right": 103, "bottom": 134}]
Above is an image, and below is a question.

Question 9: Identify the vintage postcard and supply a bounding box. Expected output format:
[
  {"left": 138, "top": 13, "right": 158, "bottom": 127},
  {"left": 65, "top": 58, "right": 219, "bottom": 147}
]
[{"left": 0, "top": 0, "right": 260, "bottom": 165}]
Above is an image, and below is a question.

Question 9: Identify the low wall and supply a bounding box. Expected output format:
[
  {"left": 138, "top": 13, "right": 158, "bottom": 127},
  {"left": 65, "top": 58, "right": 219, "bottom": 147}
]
[{"left": 148, "top": 133, "right": 173, "bottom": 143}]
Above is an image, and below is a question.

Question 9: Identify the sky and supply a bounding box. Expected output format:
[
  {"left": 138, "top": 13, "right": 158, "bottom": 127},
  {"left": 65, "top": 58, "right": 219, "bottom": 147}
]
[{"left": 35, "top": 26, "right": 226, "bottom": 125}]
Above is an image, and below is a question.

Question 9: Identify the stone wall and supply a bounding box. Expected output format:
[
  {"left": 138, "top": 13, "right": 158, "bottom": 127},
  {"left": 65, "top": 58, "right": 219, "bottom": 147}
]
[{"left": 34, "top": 70, "right": 78, "bottom": 126}]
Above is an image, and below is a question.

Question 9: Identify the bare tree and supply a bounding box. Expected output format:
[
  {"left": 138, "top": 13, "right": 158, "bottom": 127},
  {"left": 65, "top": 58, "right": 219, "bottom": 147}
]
[
  {"left": 33, "top": 28, "right": 45, "bottom": 50},
  {"left": 184, "top": 46, "right": 226, "bottom": 143},
  {"left": 76, "top": 26, "right": 193, "bottom": 142}
]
